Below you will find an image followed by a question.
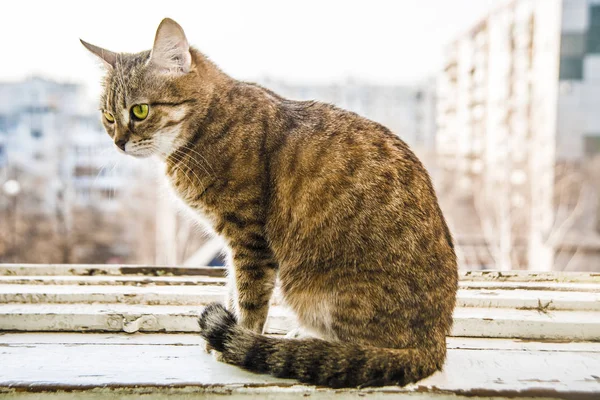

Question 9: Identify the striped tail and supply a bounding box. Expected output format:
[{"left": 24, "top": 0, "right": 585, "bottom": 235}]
[{"left": 198, "top": 303, "right": 441, "bottom": 388}]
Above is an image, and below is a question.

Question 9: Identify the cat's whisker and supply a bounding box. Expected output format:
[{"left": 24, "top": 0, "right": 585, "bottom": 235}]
[
  {"left": 107, "top": 158, "right": 119, "bottom": 177},
  {"left": 168, "top": 149, "right": 206, "bottom": 194},
  {"left": 91, "top": 148, "right": 116, "bottom": 184},
  {"left": 171, "top": 146, "right": 214, "bottom": 184},
  {"left": 170, "top": 147, "right": 204, "bottom": 174},
  {"left": 92, "top": 160, "right": 111, "bottom": 188},
  {"left": 179, "top": 143, "right": 216, "bottom": 173},
  {"left": 110, "top": 159, "right": 121, "bottom": 201},
  {"left": 175, "top": 144, "right": 216, "bottom": 176},
  {"left": 172, "top": 149, "right": 210, "bottom": 191},
  {"left": 170, "top": 151, "right": 201, "bottom": 183}
]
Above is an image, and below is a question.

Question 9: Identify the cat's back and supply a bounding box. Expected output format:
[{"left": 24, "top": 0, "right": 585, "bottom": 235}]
[{"left": 267, "top": 97, "right": 454, "bottom": 272}]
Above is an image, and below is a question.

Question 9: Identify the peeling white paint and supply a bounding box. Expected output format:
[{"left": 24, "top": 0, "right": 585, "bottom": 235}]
[
  {"left": 1, "top": 264, "right": 600, "bottom": 341},
  {"left": 1, "top": 266, "right": 599, "bottom": 397},
  {"left": 0, "top": 285, "right": 598, "bottom": 311},
  {"left": 0, "top": 333, "right": 598, "bottom": 398},
  {"left": 1, "top": 303, "right": 599, "bottom": 340},
  {"left": 3, "top": 265, "right": 600, "bottom": 282}
]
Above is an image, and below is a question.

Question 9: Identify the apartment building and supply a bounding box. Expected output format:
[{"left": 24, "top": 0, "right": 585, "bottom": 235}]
[
  {"left": 0, "top": 77, "right": 137, "bottom": 211},
  {"left": 0, "top": 78, "right": 158, "bottom": 263},
  {"left": 437, "top": 0, "right": 600, "bottom": 271}
]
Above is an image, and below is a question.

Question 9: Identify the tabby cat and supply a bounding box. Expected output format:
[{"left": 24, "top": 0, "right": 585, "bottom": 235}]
[{"left": 82, "top": 18, "right": 458, "bottom": 388}]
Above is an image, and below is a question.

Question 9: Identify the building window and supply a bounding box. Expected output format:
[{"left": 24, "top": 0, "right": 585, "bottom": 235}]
[
  {"left": 100, "top": 189, "right": 117, "bottom": 199},
  {"left": 560, "top": 33, "right": 587, "bottom": 57},
  {"left": 584, "top": 135, "right": 600, "bottom": 157},
  {"left": 74, "top": 166, "right": 97, "bottom": 178},
  {"left": 559, "top": 57, "right": 584, "bottom": 80},
  {"left": 76, "top": 188, "right": 91, "bottom": 201},
  {"left": 588, "top": 5, "right": 600, "bottom": 54}
]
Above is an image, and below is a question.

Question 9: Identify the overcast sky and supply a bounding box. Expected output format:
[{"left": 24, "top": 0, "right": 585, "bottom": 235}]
[{"left": 1, "top": 0, "right": 500, "bottom": 95}]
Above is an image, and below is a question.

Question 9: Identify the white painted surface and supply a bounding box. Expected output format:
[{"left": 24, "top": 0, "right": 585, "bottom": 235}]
[
  {"left": 2, "top": 274, "right": 599, "bottom": 292},
  {"left": 0, "top": 284, "right": 227, "bottom": 305},
  {"left": 3, "top": 265, "right": 599, "bottom": 283},
  {"left": 2, "top": 333, "right": 599, "bottom": 352},
  {"left": 1, "top": 266, "right": 600, "bottom": 397},
  {"left": 452, "top": 307, "right": 600, "bottom": 340},
  {"left": 1, "top": 303, "right": 599, "bottom": 340},
  {"left": 457, "top": 288, "right": 600, "bottom": 310},
  {"left": 1, "top": 265, "right": 600, "bottom": 340},
  {"left": 459, "top": 270, "right": 600, "bottom": 283},
  {"left": 0, "top": 264, "right": 225, "bottom": 276},
  {"left": 1, "top": 283, "right": 598, "bottom": 307},
  {"left": 0, "top": 333, "right": 598, "bottom": 397},
  {"left": 459, "top": 280, "right": 600, "bottom": 292},
  {"left": 1, "top": 284, "right": 599, "bottom": 311},
  {"left": 0, "top": 275, "right": 226, "bottom": 286}
]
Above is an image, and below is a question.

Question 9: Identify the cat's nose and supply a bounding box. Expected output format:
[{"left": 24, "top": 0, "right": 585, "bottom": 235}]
[{"left": 115, "top": 138, "right": 128, "bottom": 151}]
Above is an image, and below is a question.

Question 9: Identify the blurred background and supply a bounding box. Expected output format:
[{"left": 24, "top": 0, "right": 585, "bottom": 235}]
[{"left": 0, "top": 0, "right": 598, "bottom": 271}]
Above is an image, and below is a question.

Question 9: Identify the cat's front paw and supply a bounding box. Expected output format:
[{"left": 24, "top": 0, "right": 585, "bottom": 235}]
[{"left": 198, "top": 302, "right": 237, "bottom": 353}]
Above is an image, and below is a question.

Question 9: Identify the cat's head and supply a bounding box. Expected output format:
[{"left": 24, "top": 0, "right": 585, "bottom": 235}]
[{"left": 81, "top": 18, "right": 210, "bottom": 158}]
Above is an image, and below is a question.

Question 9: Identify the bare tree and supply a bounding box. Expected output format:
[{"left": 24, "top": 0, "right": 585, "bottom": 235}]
[{"left": 547, "top": 157, "right": 600, "bottom": 272}]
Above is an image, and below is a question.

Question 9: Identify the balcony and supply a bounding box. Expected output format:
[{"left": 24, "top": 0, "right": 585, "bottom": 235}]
[{"left": 0, "top": 264, "right": 599, "bottom": 398}]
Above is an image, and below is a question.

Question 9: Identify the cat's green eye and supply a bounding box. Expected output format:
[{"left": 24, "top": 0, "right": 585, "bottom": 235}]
[
  {"left": 131, "top": 104, "right": 149, "bottom": 121},
  {"left": 103, "top": 111, "right": 115, "bottom": 123}
]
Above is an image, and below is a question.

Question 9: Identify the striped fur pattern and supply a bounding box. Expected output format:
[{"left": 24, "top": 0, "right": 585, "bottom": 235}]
[{"left": 83, "top": 18, "right": 458, "bottom": 388}]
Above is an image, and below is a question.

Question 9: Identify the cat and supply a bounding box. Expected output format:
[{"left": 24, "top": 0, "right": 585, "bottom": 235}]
[{"left": 82, "top": 18, "right": 458, "bottom": 388}]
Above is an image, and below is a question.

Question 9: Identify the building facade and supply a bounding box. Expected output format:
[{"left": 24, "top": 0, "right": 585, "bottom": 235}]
[
  {"left": 437, "top": 0, "right": 600, "bottom": 271},
  {"left": 0, "top": 77, "right": 137, "bottom": 212},
  {"left": 0, "top": 77, "right": 155, "bottom": 263}
]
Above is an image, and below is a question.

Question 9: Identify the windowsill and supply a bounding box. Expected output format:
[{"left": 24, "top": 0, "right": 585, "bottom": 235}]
[
  {"left": 0, "top": 264, "right": 599, "bottom": 398},
  {"left": 2, "top": 333, "right": 599, "bottom": 399}
]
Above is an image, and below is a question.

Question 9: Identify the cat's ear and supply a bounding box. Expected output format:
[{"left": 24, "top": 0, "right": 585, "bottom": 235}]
[
  {"left": 149, "top": 18, "right": 192, "bottom": 74},
  {"left": 80, "top": 39, "right": 117, "bottom": 69}
]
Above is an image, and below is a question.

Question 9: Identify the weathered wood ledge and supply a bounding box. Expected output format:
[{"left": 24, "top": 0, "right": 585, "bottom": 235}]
[{"left": 0, "top": 264, "right": 599, "bottom": 399}]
